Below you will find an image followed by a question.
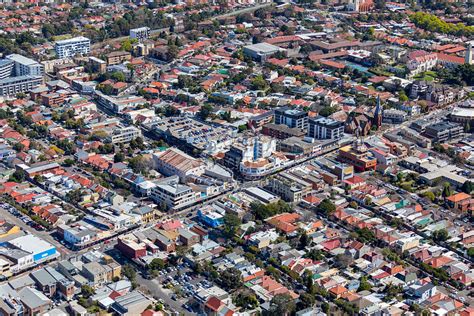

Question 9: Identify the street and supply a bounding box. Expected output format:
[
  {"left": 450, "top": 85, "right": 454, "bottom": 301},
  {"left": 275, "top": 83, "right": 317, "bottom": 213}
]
[{"left": 0, "top": 204, "right": 71, "bottom": 258}]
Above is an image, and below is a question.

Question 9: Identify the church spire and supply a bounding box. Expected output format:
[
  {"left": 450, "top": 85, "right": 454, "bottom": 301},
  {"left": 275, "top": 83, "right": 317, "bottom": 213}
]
[{"left": 373, "top": 95, "right": 382, "bottom": 128}]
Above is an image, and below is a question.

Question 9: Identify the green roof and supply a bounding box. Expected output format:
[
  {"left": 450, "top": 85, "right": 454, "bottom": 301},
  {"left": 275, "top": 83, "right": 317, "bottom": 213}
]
[{"left": 416, "top": 218, "right": 431, "bottom": 226}]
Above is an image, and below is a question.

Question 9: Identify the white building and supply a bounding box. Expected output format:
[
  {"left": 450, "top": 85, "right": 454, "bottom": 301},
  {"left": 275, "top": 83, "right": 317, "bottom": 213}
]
[
  {"left": 55, "top": 36, "right": 91, "bottom": 58},
  {"left": 106, "top": 125, "right": 142, "bottom": 144},
  {"left": 150, "top": 176, "right": 198, "bottom": 210},
  {"left": 307, "top": 116, "right": 344, "bottom": 140},
  {"left": 0, "top": 75, "right": 43, "bottom": 96},
  {"left": 130, "top": 27, "right": 150, "bottom": 42},
  {"left": 406, "top": 51, "right": 437, "bottom": 77},
  {"left": 0, "top": 59, "right": 14, "bottom": 79},
  {"left": 383, "top": 109, "right": 407, "bottom": 124},
  {"left": 6, "top": 54, "right": 44, "bottom": 76}
]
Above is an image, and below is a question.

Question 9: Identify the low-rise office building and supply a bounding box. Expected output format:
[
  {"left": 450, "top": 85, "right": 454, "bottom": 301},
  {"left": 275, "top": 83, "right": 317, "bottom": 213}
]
[{"left": 423, "top": 121, "right": 463, "bottom": 143}]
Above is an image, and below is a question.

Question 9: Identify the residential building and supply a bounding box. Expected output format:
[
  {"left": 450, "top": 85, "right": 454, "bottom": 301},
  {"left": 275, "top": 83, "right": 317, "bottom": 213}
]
[
  {"left": 268, "top": 172, "right": 312, "bottom": 203},
  {"left": 150, "top": 176, "right": 198, "bottom": 210},
  {"left": 130, "top": 27, "right": 150, "bottom": 42},
  {"left": 274, "top": 107, "right": 308, "bottom": 130},
  {"left": 82, "top": 262, "right": 108, "bottom": 287},
  {"left": 262, "top": 123, "right": 305, "bottom": 140},
  {"left": 106, "top": 51, "right": 132, "bottom": 66},
  {"left": 307, "top": 116, "right": 344, "bottom": 140},
  {"left": 54, "top": 37, "right": 91, "bottom": 59},
  {"left": 105, "top": 126, "right": 142, "bottom": 144},
  {"left": 6, "top": 54, "right": 43, "bottom": 76},
  {"left": 383, "top": 109, "right": 407, "bottom": 124},
  {"left": 0, "top": 59, "right": 14, "bottom": 79},
  {"left": 406, "top": 51, "right": 437, "bottom": 77},
  {"left": 0, "top": 75, "right": 43, "bottom": 96},
  {"left": 88, "top": 56, "right": 106, "bottom": 73}
]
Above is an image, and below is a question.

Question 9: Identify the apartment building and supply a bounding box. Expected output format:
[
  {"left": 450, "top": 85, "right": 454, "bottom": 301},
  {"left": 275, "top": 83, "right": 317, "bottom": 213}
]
[
  {"left": 274, "top": 107, "right": 308, "bottom": 130},
  {"left": 130, "top": 27, "right": 150, "bottom": 42},
  {"left": 268, "top": 171, "right": 312, "bottom": 203},
  {"left": 150, "top": 176, "right": 198, "bottom": 210},
  {"left": 383, "top": 109, "right": 407, "bottom": 124},
  {"left": 0, "top": 59, "right": 14, "bottom": 79},
  {"left": 307, "top": 116, "right": 344, "bottom": 140},
  {"left": 54, "top": 36, "right": 91, "bottom": 58},
  {"left": 0, "top": 75, "right": 43, "bottom": 96},
  {"left": 262, "top": 123, "right": 305, "bottom": 140},
  {"left": 6, "top": 54, "right": 44, "bottom": 76},
  {"left": 105, "top": 126, "right": 142, "bottom": 144},
  {"left": 106, "top": 51, "right": 132, "bottom": 66}
]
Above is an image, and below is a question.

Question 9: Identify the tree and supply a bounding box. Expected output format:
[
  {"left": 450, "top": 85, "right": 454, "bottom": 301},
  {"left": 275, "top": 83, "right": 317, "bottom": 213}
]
[
  {"left": 464, "top": 121, "right": 471, "bottom": 133},
  {"left": 399, "top": 90, "right": 409, "bottom": 102},
  {"left": 251, "top": 200, "right": 291, "bottom": 220},
  {"left": 13, "top": 143, "right": 25, "bottom": 152},
  {"left": 267, "top": 293, "right": 296, "bottom": 316},
  {"left": 219, "top": 267, "right": 242, "bottom": 290},
  {"left": 34, "top": 175, "right": 45, "bottom": 183},
  {"left": 298, "top": 232, "right": 310, "bottom": 250},
  {"left": 234, "top": 290, "right": 259, "bottom": 310},
  {"left": 197, "top": 104, "right": 213, "bottom": 121},
  {"left": 355, "top": 228, "right": 376, "bottom": 243},
  {"left": 149, "top": 258, "right": 167, "bottom": 271},
  {"left": 358, "top": 276, "right": 372, "bottom": 292},
  {"left": 333, "top": 254, "right": 352, "bottom": 269},
  {"left": 383, "top": 283, "right": 403, "bottom": 302},
  {"left": 250, "top": 75, "right": 268, "bottom": 91},
  {"left": 442, "top": 182, "right": 452, "bottom": 198},
  {"left": 321, "top": 302, "right": 330, "bottom": 314},
  {"left": 318, "top": 106, "right": 338, "bottom": 117},
  {"left": 238, "top": 124, "right": 248, "bottom": 133},
  {"left": 432, "top": 229, "right": 449, "bottom": 242},
  {"left": 111, "top": 71, "right": 126, "bottom": 82},
  {"left": 81, "top": 285, "right": 95, "bottom": 298},
  {"left": 305, "top": 249, "right": 324, "bottom": 261},
  {"left": 223, "top": 212, "right": 241, "bottom": 237},
  {"left": 167, "top": 44, "right": 178, "bottom": 60},
  {"left": 122, "top": 264, "right": 136, "bottom": 282},
  {"left": 114, "top": 152, "right": 125, "bottom": 163},
  {"left": 66, "top": 189, "right": 83, "bottom": 204},
  {"left": 461, "top": 181, "right": 474, "bottom": 194},
  {"left": 62, "top": 158, "right": 75, "bottom": 167},
  {"left": 423, "top": 191, "right": 436, "bottom": 202},
  {"left": 128, "top": 155, "right": 148, "bottom": 174},
  {"left": 9, "top": 170, "right": 26, "bottom": 183},
  {"left": 120, "top": 40, "right": 133, "bottom": 52},
  {"left": 317, "top": 199, "right": 336, "bottom": 216},
  {"left": 349, "top": 201, "right": 358, "bottom": 209},
  {"left": 468, "top": 247, "right": 474, "bottom": 258},
  {"left": 297, "top": 292, "right": 315, "bottom": 310}
]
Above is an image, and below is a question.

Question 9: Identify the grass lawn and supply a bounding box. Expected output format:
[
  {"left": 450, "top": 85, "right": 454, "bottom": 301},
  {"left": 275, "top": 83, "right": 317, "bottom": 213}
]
[{"left": 414, "top": 70, "right": 438, "bottom": 82}]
